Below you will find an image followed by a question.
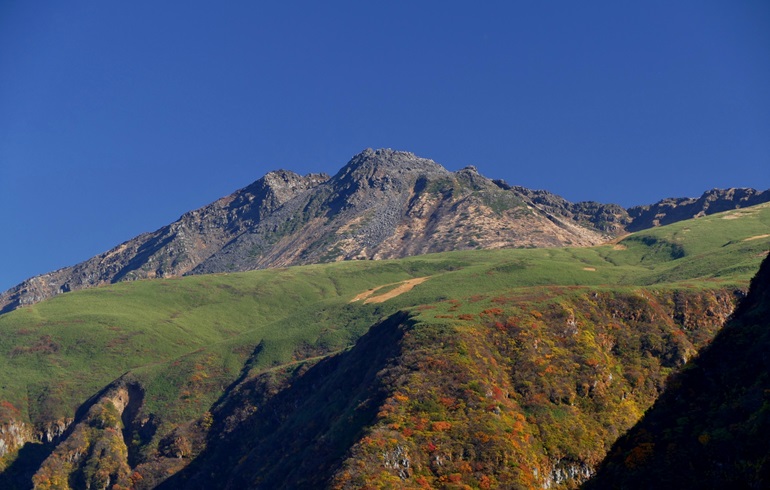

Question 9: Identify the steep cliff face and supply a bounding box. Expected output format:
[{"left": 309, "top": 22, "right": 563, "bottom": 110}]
[
  {"left": 27, "top": 380, "right": 147, "bottom": 490},
  {"left": 325, "top": 288, "right": 739, "bottom": 489},
  {"left": 627, "top": 187, "right": 770, "bottom": 232},
  {"left": 586, "top": 252, "right": 770, "bottom": 489},
  {"left": 0, "top": 417, "right": 72, "bottom": 489}
]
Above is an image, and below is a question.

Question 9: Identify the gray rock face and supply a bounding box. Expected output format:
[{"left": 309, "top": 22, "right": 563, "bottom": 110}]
[
  {"left": 505, "top": 184, "right": 632, "bottom": 234},
  {"left": 192, "top": 148, "right": 610, "bottom": 274}
]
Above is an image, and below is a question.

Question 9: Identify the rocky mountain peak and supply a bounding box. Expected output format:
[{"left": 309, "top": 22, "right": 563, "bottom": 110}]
[
  {"left": 334, "top": 148, "right": 448, "bottom": 183},
  {"left": 454, "top": 164, "right": 492, "bottom": 190}
]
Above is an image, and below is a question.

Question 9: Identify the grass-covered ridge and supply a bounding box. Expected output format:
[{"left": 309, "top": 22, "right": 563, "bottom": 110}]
[{"left": 0, "top": 203, "right": 768, "bottom": 483}]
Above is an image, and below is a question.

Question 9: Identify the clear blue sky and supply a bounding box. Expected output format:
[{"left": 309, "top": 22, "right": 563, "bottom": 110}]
[{"left": 1, "top": 1, "right": 769, "bottom": 292}]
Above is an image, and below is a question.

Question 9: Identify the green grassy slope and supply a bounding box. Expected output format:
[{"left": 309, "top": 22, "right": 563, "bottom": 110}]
[{"left": 0, "top": 202, "right": 768, "bottom": 482}]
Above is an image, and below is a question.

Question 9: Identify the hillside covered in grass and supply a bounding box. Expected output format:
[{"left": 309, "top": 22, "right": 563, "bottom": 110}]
[{"left": 0, "top": 203, "right": 768, "bottom": 488}]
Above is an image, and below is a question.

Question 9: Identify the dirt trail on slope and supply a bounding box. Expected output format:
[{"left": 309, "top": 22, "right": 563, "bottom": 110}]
[
  {"left": 351, "top": 277, "right": 430, "bottom": 304},
  {"left": 744, "top": 234, "right": 770, "bottom": 242}
]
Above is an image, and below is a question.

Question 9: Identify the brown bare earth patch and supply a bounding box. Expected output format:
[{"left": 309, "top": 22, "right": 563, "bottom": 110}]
[
  {"left": 583, "top": 267, "right": 596, "bottom": 271},
  {"left": 350, "top": 288, "right": 378, "bottom": 303},
  {"left": 607, "top": 233, "right": 630, "bottom": 245},
  {"left": 350, "top": 277, "right": 430, "bottom": 305},
  {"left": 612, "top": 244, "right": 627, "bottom": 250},
  {"left": 743, "top": 234, "right": 770, "bottom": 242}
]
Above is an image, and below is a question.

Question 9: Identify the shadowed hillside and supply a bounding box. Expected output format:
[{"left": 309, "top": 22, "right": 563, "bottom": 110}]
[{"left": 585, "top": 251, "right": 770, "bottom": 489}]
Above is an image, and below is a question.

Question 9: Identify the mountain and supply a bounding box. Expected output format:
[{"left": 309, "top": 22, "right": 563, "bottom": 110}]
[
  {"left": 1, "top": 203, "right": 768, "bottom": 488},
  {"left": 0, "top": 149, "right": 628, "bottom": 314},
  {"left": 4, "top": 149, "right": 769, "bottom": 316},
  {"left": 585, "top": 249, "right": 770, "bottom": 488}
]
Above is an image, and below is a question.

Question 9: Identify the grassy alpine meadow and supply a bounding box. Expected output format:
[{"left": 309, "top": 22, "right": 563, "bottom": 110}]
[{"left": 0, "top": 203, "right": 768, "bottom": 464}]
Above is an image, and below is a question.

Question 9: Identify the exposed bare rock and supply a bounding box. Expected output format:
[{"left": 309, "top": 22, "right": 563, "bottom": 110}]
[
  {"left": 191, "top": 149, "right": 611, "bottom": 274},
  {"left": 31, "top": 379, "right": 148, "bottom": 490},
  {"left": 501, "top": 183, "right": 632, "bottom": 235}
]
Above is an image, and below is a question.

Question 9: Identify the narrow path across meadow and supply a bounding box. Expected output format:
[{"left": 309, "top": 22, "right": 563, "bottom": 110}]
[{"left": 350, "top": 277, "right": 430, "bottom": 304}]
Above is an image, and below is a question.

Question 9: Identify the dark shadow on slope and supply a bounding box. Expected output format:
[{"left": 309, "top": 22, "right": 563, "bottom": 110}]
[
  {"left": 158, "top": 311, "right": 414, "bottom": 490},
  {"left": 0, "top": 302, "right": 20, "bottom": 316},
  {"left": 111, "top": 234, "right": 176, "bottom": 283},
  {"left": 0, "top": 442, "right": 55, "bottom": 490},
  {"left": 623, "top": 235, "right": 686, "bottom": 264},
  {"left": 122, "top": 381, "right": 147, "bottom": 468},
  {"left": 584, "top": 251, "right": 770, "bottom": 489}
]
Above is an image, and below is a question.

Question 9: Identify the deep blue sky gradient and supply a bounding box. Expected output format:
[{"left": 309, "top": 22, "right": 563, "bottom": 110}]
[{"left": 1, "top": 1, "right": 769, "bottom": 291}]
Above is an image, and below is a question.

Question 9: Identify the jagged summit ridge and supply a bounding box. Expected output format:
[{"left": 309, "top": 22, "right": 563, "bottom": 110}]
[
  {"left": 328, "top": 149, "right": 448, "bottom": 204},
  {"left": 337, "top": 148, "right": 445, "bottom": 175},
  {"left": 191, "top": 149, "right": 615, "bottom": 274}
]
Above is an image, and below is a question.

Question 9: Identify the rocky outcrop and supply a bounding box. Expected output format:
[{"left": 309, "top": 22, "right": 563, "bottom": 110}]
[
  {"left": 0, "top": 419, "right": 73, "bottom": 462},
  {"left": 0, "top": 417, "right": 73, "bottom": 489},
  {"left": 30, "top": 379, "right": 146, "bottom": 490},
  {"left": 0, "top": 420, "right": 33, "bottom": 461},
  {"left": 501, "top": 183, "right": 632, "bottom": 235}
]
